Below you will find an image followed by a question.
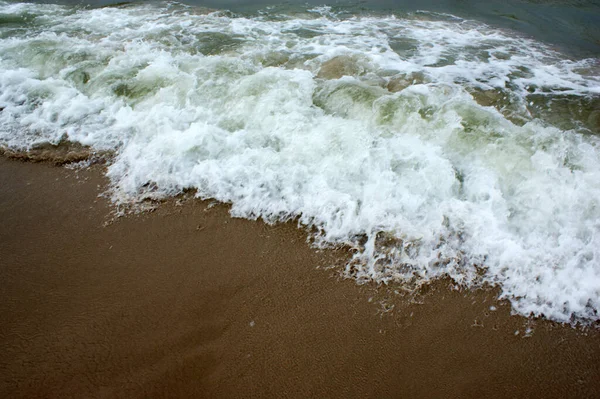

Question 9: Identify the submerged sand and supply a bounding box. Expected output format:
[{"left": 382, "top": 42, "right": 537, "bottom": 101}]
[{"left": 0, "top": 157, "right": 598, "bottom": 398}]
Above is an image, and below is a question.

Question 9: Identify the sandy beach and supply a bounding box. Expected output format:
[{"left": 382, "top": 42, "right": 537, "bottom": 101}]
[{"left": 0, "top": 157, "right": 598, "bottom": 398}]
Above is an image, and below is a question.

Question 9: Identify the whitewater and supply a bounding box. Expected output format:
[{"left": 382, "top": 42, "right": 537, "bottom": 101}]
[{"left": 0, "top": 1, "right": 599, "bottom": 324}]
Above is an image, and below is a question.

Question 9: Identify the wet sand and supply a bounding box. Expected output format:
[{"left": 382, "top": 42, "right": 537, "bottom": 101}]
[{"left": 0, "top": 157, "right": 598, "bottom": 398}]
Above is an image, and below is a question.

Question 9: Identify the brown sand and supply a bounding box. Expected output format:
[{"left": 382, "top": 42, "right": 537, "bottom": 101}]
[{"left": 0, "top": 157, "right": 599, "bottom": 398}]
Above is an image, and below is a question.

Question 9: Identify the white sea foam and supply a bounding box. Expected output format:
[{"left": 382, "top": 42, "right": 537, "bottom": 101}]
[{"left": 1, "top": 1, "right": 599, "bottom": 323}]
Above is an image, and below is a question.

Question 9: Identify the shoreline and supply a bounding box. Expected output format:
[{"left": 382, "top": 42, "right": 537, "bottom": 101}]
[{"left": 0, "top": 157, "right": 599, "bottom": 398}]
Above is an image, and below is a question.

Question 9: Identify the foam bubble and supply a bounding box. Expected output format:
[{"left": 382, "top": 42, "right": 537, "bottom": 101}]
[{"left": 1, "top": 1, "right": 599, "bottom": 324}]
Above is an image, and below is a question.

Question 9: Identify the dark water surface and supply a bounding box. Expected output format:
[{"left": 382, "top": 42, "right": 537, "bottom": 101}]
[{"left": 27, "top": 0, "right": 600, "bottom": 58}]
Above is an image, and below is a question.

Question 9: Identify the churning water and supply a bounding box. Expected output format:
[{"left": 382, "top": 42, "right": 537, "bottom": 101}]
[{"left": 1, "top": 0, "right": 599, "bottom": 323}]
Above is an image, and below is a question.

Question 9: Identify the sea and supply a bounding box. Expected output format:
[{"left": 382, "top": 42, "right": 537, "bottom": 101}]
[{"left": 0, "top": 0, "right": 599, "bottom": 324}]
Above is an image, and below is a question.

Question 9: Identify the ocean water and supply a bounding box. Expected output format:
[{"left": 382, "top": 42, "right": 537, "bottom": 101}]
[{"left": 0, "top": 0, "right": 599, "bottom": 324}]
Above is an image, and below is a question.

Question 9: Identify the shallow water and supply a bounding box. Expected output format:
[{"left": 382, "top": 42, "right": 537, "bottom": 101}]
[
  {"left": 30, "top": 0, "right": 600, "bottom": 57},
  {"left": 0, "top": 0, "right": 599, "bottom": 324}
]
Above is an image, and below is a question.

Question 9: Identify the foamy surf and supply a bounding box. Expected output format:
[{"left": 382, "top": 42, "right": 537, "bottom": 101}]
[{"left": 0, "top": 1, "right": 599, "bottom": 324}]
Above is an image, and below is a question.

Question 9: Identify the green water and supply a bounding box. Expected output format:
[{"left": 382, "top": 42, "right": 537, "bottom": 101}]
[{"left": 25, "top": 0, "right": 600, "bottom": 58}]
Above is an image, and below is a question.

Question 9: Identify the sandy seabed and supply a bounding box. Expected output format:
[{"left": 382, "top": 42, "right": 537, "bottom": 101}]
[{"left": 0, "top": 157, "right": 598, "bottom": 398}]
